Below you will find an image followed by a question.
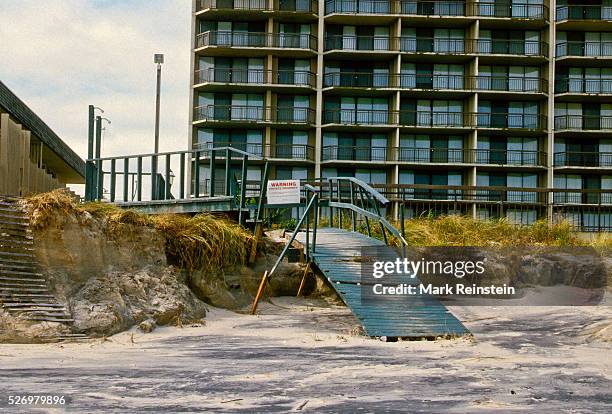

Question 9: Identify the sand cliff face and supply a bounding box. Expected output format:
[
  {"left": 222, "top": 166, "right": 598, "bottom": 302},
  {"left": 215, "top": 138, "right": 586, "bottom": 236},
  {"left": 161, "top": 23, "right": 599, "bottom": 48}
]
[{"left": 26, "top": 209, "right": 207, "bottom": 338}]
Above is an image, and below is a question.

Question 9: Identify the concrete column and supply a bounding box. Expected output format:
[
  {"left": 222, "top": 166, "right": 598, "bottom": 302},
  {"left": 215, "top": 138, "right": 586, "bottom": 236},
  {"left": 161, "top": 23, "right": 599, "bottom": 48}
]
[
  {"left": 546, "top": 2, "right": 556, "bottom": 223},
  {"left": 314, "top": 2, "right": 325, "bottom": 178}
]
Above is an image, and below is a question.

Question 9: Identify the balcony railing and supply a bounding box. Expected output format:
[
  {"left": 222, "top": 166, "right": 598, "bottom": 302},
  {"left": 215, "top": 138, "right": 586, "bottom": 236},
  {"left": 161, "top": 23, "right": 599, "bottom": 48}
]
[
  {"left": 556, "top": 41, "right": 612, "bottom": 57},
  {"left": 476, "top": 76, "right": 548, "bottom": 93},
  {"left": 399, "top": 111, "right": 468, "bottom": 127},
  {"left": 556, "top": 4, "right": 612, "bottom": 21},
  {"left": 399, "top": 37, "right": 467, "bottom": 54},
  {"left": 197, "top": 141, "right": 315, "bottom": 160},
  {"left": 554, "top": 151, "right": 612, "bottom": 167},
  {"left": 323, "top": 109, "right": 397, "bottom": 125},
  {"left": 195, "top": 31, "right": 318, "bottom": 51},
  {"left": 555, "top": 78, "right": 612, "bottom": 94},
  {"left": 324, "top": 35, "right": 398, "bottom": 51},
  {"left": 474, "top": 149, "right": 546, "bottom": 166},
  {"left": 475, "top": 113, "right": 545, "bottom": 130},
  {"left": 398, "top": 73, "right": 467, "bottom": 90},
  {"left": 554, "top": 115, "right": 612, "bottom": 131},
  {"left": 553, "top": 189, "right": 612, "bottom": 206},
  {"left": 325, "top": 0, "right": 467, "bottom": 16},
  {"left": 196, "top": 0, "right": 318, "bottom": 13},
  {"left": 396, "top": 147, "right": 466, "bottom": 163},
  {"left": 476, "top": 39, "right": 548, "bottom": 57},
  {"left": 195, "top": 68, "right": 316, "bottom": 87},
  {"left": 470, "top": 2, "right": 548, "bottom": 19},
  {"left": 322, "top": 145, "right": 390, "bottom": 161},
  {"left": 194, "top": 105, "right": 316, "bottom": 124},
  {"left": 323, "top": 71, "right": 394, "bottom": 88}
]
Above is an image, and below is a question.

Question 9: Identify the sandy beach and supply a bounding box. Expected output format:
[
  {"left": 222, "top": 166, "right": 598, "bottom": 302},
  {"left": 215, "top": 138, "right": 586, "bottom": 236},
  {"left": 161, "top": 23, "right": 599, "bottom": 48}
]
[{"left": 0, "top": 298, "right": 610, "bottom": 413}]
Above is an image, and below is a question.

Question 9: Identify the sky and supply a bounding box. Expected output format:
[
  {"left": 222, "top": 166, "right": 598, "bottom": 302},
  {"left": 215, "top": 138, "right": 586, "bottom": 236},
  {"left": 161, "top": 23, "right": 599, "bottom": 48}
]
[{"left": 0, "top": 0, "right": 192, "bottom": 172}]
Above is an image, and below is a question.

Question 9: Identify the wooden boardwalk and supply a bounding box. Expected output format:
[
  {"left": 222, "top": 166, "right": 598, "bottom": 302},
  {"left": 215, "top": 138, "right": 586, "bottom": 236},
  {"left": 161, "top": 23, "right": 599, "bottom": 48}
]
[{"left": 296, "top": 228, "right": 469, "bottom": 339}]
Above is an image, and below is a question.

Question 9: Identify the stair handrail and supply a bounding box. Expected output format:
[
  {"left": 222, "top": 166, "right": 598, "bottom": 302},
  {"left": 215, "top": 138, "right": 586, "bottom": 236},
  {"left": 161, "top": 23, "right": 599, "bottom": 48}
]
[
  {"left": 250, "top": 184, "right": 319, "bottom": 314},
  {"left": 326, "top": 176, "right": 408, "bottom": 247}
]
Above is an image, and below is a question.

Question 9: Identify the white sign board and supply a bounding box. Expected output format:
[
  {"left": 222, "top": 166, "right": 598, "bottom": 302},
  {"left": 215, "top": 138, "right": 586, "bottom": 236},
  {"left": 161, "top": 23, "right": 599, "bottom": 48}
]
[{"left": 267, "top": 180, "right": 300, "bottom": 205}]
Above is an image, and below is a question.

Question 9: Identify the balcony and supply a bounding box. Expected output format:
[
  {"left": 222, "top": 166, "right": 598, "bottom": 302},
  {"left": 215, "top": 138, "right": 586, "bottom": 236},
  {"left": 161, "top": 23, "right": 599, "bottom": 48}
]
[
  {"left": 197, "top": 141, "right": 315, "bottom": 161},
  {"left": 475, "top": 113, "right": 545, "bottom": 130},
  {"left": 555, "top": 152, "right": 612, "bottom": 168},
  {"left": 323, "top": 109, "right": 397, "bottom": 125},
  {"left": 398, "top": 74, "right": 469, "bottom": 90},
  {"left": 554, "top": 115, "right": 612, "bottom": 131},
  {"left": 556, "top": 41, "right": 612, "bottom": 58},
  {"left": 396, "top": 147, "right": 467, "bottom": 163},
  {"left": 195, "top": 31, "right": 318, "bottom": 52},
  {"left": 323, "top": 71, "right": 394, "bottom": 88},
  {"left": 474, "top": 149, "right": 546, "bottom": 166},
  {"left": 476, "top": 39, "right": 548, "bottom": 57},
  {"left": 196, "top": 0, "right": 318, "bottom": 13},
  {"left": 476, "top": 76, "right": 548, "bottom": 93},
  {"left": 324, "top": 0, "right": 467, "bottom": 16},
  {"left": 555, "top": 78, "right": 612, "bottom": 94},
  {"left": 193, "top": 105, "right": 316, "bottom": 124},
  {"left": 324, "top": 35, "right": 398, "bottom": 52},
  {"left": 553, "top": 189, "right": 612, "bottom": 206},
  {"left": 399, "top": 111, "right": 468, "bottom": 128},
  {"left": 470, "top": 2, "right": 548, "bottom": 20},
  {"left": 399, "top": 37, "right": 467, "bottom": 54},
  {"left": 322, "top": 145, "right": 390, "bottom": 161},
  {"left": 195, "top": 68, "right": 316, "bottom": 88},
  {"left": 556, "top": 4, "right": 612, "bottom": 21}
]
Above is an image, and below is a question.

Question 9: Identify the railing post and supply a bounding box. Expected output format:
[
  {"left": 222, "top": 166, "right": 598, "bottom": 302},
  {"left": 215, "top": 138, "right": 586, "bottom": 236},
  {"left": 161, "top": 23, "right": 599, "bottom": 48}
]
[
  {"left": 194, "top": 151, "right": 201, "bottom": 198},
  {"left": 312, "top": 193, "right": 318, "bottom": 254},
  {"left": 350, "top": 182, "right": 356, "bottom": 232},
  {"left": 86, "top": 105, "right": 95, "bottom": 201},
  {"left": 110, "top": 159, "right": 116, "bottom": 203},
  {"left": 165, "top": 154, "right": 171, "bottom": 200},
  {"left": 305, "top": 191, "right": 310, "bottom": 262},
  {"left": 95, "top": 115, "right": 103, "bottom": 201},
  {"left": 328, "top": 178, "right": 333, "bottom": 226},
  {"left": 359, "top": 186, "right": 372, "bottom": 237},
  {"left": 208, "top": 149, "right": 215, "bottom": 197},
  {"left": 225, "top": 148, "right": 231, "bottom": 196},
  {"left": 137, "top": 156, "right": 143, "bottom": 201},
  {"left": 239, "top": 154, "right": 248, "bottom": 225},
  {"left": 123, "top": 158, "right": 129, "bottom": 202},
  {"left": 400, "top": 203, "right": 405, "bottom": 240},
  {"left": 179, "top": 153, "right": 186, "bottom": 199},
  {"left": 151, "top": 155, "right": 158, "bottom": 201}
]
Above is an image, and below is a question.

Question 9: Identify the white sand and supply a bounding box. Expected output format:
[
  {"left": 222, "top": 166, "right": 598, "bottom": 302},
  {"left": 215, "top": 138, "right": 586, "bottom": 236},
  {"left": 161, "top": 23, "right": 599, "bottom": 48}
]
[{"left": 0, "top": 298, "right": 610, "bottom": 413}]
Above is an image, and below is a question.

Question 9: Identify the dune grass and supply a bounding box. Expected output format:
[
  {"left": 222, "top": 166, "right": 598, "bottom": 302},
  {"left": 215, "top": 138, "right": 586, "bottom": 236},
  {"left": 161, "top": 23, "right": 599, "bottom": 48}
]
[
  {"left": 25, "top": 189, "right": 253, "bottom": 271},
  {"left": 323, "top": 213, "right": 611, "bottom": 248}
]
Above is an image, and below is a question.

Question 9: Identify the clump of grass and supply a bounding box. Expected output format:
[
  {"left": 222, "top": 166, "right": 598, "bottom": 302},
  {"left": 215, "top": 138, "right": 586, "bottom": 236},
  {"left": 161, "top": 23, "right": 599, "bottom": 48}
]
[
  {"left": 25, "top": 189, "right": 253, "bottom": 272},
  {"left": 151, "top": 213, "right": 252, "bottom": 271},
  {"left": 322, "top": 211, "right": 605, "bottom": 247}
]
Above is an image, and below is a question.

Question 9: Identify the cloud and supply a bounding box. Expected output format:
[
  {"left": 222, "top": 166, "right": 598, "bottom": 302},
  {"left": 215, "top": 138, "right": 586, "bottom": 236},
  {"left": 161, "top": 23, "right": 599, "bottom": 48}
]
[{"left": 0, "top": 0, "right": 192, "bottom": 167}]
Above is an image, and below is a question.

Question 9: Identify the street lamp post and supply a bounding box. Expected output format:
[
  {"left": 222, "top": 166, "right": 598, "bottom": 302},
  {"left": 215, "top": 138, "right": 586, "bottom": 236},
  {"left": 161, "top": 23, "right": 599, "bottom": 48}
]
[{"left": 152, "top": 53, "right": 164, "bottom": 200}]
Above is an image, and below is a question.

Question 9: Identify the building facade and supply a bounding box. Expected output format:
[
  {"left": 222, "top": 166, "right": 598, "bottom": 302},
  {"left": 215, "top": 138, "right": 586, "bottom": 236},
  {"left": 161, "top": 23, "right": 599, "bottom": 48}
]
[
  {"left": 189, "top": 0, "right": 612, "bottom": 231},
  {"left": 0, "top": 81, "right": 85, "bottom": 197}
]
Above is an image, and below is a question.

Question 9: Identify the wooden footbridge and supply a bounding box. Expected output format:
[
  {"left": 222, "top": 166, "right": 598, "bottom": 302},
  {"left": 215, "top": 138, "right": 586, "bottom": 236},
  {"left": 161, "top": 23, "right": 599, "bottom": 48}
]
[{"left": 86, "top": 146, "right": 469, "bottom": 339}]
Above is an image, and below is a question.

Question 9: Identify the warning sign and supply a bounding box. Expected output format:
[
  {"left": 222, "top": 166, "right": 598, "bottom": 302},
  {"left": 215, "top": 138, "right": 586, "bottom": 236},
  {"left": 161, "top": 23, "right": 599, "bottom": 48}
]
[{"left": 267, "top": 180, "right": 300, "bottom": 205}]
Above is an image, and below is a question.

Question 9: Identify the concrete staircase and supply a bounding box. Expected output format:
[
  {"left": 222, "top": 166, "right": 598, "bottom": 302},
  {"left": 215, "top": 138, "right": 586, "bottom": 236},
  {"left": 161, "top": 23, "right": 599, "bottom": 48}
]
[{"left": 0, "top": 196, "right": 88, "bottom": 342}]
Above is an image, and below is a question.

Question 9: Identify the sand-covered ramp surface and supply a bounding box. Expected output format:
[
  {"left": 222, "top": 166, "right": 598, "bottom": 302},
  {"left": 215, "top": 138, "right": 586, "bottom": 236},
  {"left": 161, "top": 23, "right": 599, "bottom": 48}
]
[{"left": 0, "top": 298, "right": 610, "bottom": 413}]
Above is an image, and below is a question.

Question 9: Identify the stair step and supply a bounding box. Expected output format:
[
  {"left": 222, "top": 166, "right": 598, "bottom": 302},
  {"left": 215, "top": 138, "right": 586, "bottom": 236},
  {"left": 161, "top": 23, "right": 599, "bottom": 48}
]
[
  {"left": 0, "top": 256, "right": 35, "bottom": 265},
  {"left": 0, "top": 212, "right": 27, "bottom": 221},
  {"left": 0, "top": 220, "right": 29, "bottom": 228},
  {"left": 28, "top": 317, "right": 74, "bottom": 323},
  {"left": 0, "top": 286, "right": 48, "bottom": 292},
  {"left": 0, "top": 251, "right": 34, "bottom": 258},
  {"left": 0, "top": 293, "right": 55, "bottom": 298},
  {"left": 0, "top": 269, "right": 42, "bottom": 277},
  {"left": 0, "top": 276, "right": 46, "bottom": 284},
  {"left": 0, "top": 240, "right": 34, "bottom": 248},
  {"left": 0, "top": 266, "right": 38, "bottom": 274},
  {"left": 0, "top": 281, "right": 47, "bottom": 288},
  {"left": 18, "top": 310, "right": 70, "bottom": 317},
  {"left": 1, "top": 302, "right": 65, "bottom": 308}
]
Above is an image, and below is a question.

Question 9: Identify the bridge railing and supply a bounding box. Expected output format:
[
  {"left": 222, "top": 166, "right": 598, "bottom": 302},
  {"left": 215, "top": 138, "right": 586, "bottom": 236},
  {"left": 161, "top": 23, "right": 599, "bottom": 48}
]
[{"left": 85, "top": 146, "right": 267, "bottom": 223}]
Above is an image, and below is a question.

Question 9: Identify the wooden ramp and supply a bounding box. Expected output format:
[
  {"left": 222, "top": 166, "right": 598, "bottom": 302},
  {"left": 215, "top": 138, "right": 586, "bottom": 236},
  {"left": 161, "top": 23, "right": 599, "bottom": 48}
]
[{"left": 296, "top": 228, "right": 469, "bottom": 339}]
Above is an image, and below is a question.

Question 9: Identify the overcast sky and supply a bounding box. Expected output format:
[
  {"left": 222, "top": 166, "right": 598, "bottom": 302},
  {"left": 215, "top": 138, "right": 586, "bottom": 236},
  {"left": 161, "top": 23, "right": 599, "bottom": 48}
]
[{"left": 0, "top": 0, "right": 192, "bottom": 165}]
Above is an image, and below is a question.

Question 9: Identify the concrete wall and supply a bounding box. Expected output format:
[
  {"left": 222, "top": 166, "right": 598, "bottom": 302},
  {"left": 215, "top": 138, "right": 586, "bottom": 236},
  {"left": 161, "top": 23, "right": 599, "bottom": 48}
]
[{"left": 0, "top": 113, "right": 64, "bottom": 196}]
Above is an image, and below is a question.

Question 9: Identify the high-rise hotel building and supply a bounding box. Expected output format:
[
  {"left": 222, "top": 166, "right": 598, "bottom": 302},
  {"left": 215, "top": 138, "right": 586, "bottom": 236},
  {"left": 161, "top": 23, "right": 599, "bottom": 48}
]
[{"left": 189, "top": 0, "right": 612, "bottom": 231}]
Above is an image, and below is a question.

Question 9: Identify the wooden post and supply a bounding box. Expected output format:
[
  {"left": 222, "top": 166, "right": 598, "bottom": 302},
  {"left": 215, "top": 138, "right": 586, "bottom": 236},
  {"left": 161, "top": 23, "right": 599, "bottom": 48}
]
[
  {"left": 250, "top": 271, "right": 269, "bottom": 315},
  {"left": 296, "top": 262, "right": 311, "bottom": 297},
  {"left": 249, "top": 220, "right": 263, "bottom": 264}
]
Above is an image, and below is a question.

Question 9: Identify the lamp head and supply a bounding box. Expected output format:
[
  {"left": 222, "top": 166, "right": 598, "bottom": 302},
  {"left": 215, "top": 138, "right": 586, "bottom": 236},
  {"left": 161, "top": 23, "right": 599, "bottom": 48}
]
[{"left": 154, "top": 54, "right": 164, "bottom": 64}]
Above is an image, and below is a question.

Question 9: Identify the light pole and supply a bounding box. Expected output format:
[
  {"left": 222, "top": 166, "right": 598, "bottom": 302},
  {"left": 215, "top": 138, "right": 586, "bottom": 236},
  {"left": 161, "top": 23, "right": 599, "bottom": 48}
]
[
  {"left": 86, "top": 105, "right": 104, "bottom": 201},
  {"left": 152, "top": 53, "right": 164, "bottom": 200}
]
